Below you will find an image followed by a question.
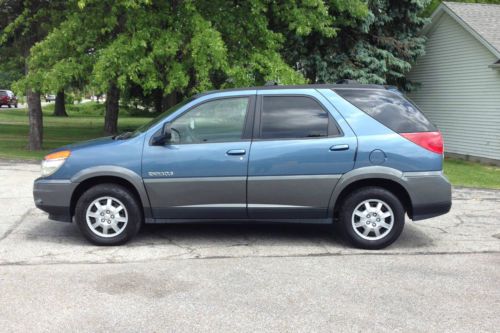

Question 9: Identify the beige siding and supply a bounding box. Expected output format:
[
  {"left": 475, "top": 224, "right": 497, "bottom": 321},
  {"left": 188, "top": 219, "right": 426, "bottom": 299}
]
[{"left": 407, "top": 13, "right": 500, "bottom": 161}]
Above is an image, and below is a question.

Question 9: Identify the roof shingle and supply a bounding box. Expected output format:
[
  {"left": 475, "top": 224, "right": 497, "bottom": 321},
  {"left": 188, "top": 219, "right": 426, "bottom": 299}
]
[{"left": 443, "top": 2, "right": 500, "bottom": 54}]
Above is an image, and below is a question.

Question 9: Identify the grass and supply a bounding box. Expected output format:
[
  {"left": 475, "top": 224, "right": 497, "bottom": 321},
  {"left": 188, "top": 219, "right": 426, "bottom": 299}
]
[
  {"left": 1, "top": 103, "right": 499, "bottom": 189},
  {"left": 443, "top": 158, "right": 500, "bottom": 189},
  {"left": 0, "top": 102, "right": 152, "bottom": 160}
]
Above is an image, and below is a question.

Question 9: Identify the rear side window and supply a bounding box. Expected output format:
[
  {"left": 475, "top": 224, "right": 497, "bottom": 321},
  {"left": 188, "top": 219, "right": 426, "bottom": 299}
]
[
  {"left": 260, "top": 96, "right": 337, "bottom": 139},
  {"left": 334, "top": 89, "right": 436, "bottom": 133},
  {"left": 0, "top": 91, "right": 7, "bottom": 96}
]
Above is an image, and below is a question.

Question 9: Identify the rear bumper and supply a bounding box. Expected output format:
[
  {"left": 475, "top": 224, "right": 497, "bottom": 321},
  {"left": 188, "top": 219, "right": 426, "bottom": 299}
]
[
  {"left": 33, "top": 178, "right": 77, "bottom": 222},
  {"left": 403, "top": 171, "right": 452, "bottom": 221}
]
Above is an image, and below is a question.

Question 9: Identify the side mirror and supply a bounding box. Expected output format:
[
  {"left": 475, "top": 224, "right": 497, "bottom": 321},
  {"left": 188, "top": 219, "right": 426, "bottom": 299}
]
[{"left": 152, "top": 122, "right": 172, "bottom": 145}]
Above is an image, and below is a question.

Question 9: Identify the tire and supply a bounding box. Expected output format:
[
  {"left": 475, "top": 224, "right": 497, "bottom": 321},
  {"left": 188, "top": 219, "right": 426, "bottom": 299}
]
[
  {"left": 75, "top": 183, "right": 142, "bottom": 245},
  {"left": 338, "top": 186, "right": 405, "bottom": 250},
  {"left": 8, "top": 104, "right": 11, "bottom": 108},
  {"left": 14, "top": 103, "right": 18, "bottom": 108}
]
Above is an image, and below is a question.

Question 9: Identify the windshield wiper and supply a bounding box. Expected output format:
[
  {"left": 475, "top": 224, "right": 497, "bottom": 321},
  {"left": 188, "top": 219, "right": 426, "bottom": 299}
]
[{"left": 114, "top": 131, "right": 133, "bottom": 140}]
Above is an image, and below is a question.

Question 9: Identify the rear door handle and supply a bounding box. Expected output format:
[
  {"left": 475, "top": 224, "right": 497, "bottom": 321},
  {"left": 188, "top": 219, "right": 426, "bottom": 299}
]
[
  {"left": 330, "top": 144, "right": 349, "bottom": 151},
  {"left": 226, "top": 149, "right": 246, "bottom": 156}
]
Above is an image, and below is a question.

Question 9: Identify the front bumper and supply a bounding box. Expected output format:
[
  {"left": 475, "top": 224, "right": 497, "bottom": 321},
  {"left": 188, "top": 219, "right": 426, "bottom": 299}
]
[
  {"left": 403, "top": 171, "right": 452, "bottom": 221},
  {"left": 33, "top": 178, "right": 78, "bottom": 222}
]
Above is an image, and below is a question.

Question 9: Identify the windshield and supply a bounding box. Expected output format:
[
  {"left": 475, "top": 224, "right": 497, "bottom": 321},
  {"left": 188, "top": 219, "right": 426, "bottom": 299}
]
[{"left": 130, "top": 97, "right": 194, "bottom": 137}]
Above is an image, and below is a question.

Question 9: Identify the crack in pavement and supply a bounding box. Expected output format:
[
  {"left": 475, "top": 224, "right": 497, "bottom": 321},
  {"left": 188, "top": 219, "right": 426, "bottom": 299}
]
[
  {"left": 417, "top": 224, "right": 448, "bottom": 234},
  {"left": 157, "top": 233, "right": 201, "bottom": 258},
  {"left": 0, "top": 250, "right": 499, "bottom": 267},
  {"left": 453, "top": 216, "right": 467, "bottom": 229},
  {"left": 0, "top": 208, "right": 36, "bottom": 242}
]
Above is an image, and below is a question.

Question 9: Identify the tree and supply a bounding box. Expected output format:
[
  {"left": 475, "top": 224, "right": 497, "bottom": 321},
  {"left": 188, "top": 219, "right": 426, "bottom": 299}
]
[
  {"left": 53, "top": 90, "right": 68, "bottom": 117},
  {"left": 0, "top": 46, "right": 24, "bottom": 89},
  {"left": 0, "top": 2, "right": 23, "bottom": 89},
  {"left": 28, "top": 0, "right": 369, "bottom": 135},
  {"left": 283, "top": 0, "right": 430, "bottom": 90},
  {"left": 1, "top": 0, "right": 67, "bottom": 149}
]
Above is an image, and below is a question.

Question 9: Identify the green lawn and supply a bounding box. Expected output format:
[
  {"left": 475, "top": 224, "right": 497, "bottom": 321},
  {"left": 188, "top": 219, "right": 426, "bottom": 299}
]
[
  {"left": 443, "top": 158, "right": 500, "bottom": 189},
  {"left": 0, "top": 103, "right": 152, "bottom": 160},
  {"left": 1, "top": 104, "right": 499, "bottom": 189}
]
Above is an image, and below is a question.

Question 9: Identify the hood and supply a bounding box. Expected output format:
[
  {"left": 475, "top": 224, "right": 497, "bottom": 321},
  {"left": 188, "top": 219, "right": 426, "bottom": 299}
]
[{"left": 55, "top": 136, "right": 115, "bottom": 153}]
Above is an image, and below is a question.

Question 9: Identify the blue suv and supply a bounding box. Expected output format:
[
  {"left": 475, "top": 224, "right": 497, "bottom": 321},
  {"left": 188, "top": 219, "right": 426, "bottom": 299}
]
[{"left": 33, "top": 84, "right": 452, "bottom": 249}]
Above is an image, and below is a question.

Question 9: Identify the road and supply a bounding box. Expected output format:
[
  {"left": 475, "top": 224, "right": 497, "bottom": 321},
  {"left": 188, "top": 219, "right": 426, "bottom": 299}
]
[
  {"left": 0, "top": 161, "right": 499, "bottom": 332},
  {"left": 0, "top": 98, "right": 96, "bottom": 110}
]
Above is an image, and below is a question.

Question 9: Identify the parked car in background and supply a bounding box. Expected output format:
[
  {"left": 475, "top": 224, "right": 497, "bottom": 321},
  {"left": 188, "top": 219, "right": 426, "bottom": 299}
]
[
  {"left": 33, "top": 83, "right": 452, "bottom": 249},
  {"left": 45, "top": 94, "right": 56, "bottom": 102},
  {"left": 0, "top": 90, "right": 18, "bottom": 108}
]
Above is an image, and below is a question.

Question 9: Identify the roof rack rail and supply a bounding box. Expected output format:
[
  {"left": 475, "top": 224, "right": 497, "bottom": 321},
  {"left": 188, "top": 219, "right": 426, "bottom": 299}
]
[
  {"left": 336, "top": 79, "right": 359, "bottom": 85},
  {"left": 264, "top": 81, "right": 279, "bottom": 86}
]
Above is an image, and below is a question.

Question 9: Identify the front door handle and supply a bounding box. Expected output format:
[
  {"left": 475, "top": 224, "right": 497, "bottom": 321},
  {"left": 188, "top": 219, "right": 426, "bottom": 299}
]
[
  {"left": 226, "top": 149, "right": 246, "bottom": 156},
  {"left": 330, "top": 144, "right": 349, "bottom": 151}
]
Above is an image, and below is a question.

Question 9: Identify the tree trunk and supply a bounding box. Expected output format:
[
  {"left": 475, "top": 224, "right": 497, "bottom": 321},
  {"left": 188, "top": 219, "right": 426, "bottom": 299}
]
[
  {"left": 27, "top": 89, "right": 43, "bottom": 150},
  {"left": 104, "top": 83, "right": 120, "bottom": 135},
  {"left": 53, "top": 90, "right": 68, "bottom": 117},
  {"left": 153, "top": 89, "right": 163, "bottom": 114},
  {"left": 163, "top": 91, "right": 178, "bottom": 110}
]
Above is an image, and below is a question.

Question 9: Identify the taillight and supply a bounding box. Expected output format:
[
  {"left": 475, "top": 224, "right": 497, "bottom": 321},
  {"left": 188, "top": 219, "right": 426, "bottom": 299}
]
[{"left": 400, "top": 132, "right": 443, "bottom": 154}]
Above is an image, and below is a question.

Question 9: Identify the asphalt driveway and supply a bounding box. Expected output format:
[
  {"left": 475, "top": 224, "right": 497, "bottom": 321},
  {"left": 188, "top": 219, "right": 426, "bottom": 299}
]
[{"left": 0, "top": 161, "right": 499, "bottom": 332}]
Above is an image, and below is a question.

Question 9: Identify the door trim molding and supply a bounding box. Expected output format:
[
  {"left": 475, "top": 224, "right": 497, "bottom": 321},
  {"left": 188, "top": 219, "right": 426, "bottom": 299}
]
[
  {"left": 248, "top": 174, "right": 341, "bottom": 180},
  {"left": 144, "top": 176, "right": 247, "bottom": 183},
  {"left": 144, "top": 174, "right": 342, "bottom": 183}
]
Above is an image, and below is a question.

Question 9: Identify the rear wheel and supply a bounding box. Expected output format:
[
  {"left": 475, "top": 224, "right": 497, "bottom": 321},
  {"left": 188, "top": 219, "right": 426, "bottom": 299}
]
[
  {"left": 8, "top": 104, "right": 11, "bottom": 108},
  {"left": 75, "top": 183, "right": 142, "bottom": 245},
  {"left": 338, "top": 186, "right": 405, "bottom": 249}
]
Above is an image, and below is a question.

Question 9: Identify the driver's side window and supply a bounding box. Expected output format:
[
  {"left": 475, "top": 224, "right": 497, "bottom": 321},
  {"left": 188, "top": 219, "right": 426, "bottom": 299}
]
[{"left": 170, "top": 97, "right": 249, "bottom": 144}]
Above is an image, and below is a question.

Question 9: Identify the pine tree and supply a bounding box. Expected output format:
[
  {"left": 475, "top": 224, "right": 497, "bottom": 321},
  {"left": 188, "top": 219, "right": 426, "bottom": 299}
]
[{"left": 284, "top": 0, "right": 431, "bottom": 90}]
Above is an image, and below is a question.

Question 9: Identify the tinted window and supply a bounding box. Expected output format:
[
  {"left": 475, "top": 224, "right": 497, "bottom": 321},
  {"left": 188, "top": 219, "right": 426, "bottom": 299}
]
[
  {"left": 334, "top": 89, "right": 436, "bottom": 133},
  {"left": 261, "top": 96, "right": 332, "bottom": 139},
  {"left": 171, "top": 97, "right": 249, "bottom": 144}
]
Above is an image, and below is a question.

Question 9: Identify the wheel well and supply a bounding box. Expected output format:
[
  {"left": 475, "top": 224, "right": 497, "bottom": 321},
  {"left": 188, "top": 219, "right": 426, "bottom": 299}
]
[
  {"left": 333, "top": 179, "right": 413, "bottom": 219},
  {"left": 70, "top": 176, "right": 143, "bottom": 217}
]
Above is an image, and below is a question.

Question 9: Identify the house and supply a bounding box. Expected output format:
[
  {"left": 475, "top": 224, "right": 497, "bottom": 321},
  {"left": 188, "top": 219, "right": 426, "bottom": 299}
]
[{"left": 407, "top": 2, "right": 500, "bottom": 164}]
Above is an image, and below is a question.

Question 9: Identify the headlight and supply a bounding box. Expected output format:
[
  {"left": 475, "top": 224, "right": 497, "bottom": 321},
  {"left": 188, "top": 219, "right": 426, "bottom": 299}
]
[{"left": 41, "top": 150, "right": 71, "bottom": 177}]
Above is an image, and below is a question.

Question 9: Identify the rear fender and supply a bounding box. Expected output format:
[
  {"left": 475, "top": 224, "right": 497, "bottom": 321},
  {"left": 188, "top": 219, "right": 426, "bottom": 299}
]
[{"left": 327, "top": 166, "right": 409, "bottom": 218}]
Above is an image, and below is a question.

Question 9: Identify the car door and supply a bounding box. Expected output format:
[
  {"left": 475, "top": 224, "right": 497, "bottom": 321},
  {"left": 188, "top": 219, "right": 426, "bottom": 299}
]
[
  {"left": 247, "top": 89, "right": 357, "bottom": 219},
  {"left": 142, "top": 93, "right": 256, "bottom": 220}
]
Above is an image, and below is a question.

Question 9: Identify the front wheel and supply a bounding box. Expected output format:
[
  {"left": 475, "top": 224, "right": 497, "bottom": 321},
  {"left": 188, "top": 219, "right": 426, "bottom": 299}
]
[
  {"left": 75, "top": 183, "right": 142, "bottom": 245},
  {"left": 338, "top": 187, "right": 405, "bottom": 250}
]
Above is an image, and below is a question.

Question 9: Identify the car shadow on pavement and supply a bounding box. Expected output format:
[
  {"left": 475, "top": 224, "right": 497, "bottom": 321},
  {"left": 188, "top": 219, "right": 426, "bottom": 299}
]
[
  {"left": 140, "top": 222, "right": 343, "bottom": 244},
  {"left": 138, "top": 222, "right": 433, "bottom": 249},
  {"left": 25, "top": 218, "right": 434, "bottom": 250}
]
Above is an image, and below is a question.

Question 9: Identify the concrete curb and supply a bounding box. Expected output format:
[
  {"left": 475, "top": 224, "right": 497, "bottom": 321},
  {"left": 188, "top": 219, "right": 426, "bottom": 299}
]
[{"left": 0, "top": 158, "right": 40, "bottom": 165}]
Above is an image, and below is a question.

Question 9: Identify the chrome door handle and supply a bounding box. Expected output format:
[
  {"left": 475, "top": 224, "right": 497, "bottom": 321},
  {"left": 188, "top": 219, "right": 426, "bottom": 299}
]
[
  {"left": 330, "top": 144, "right": 349, "bottom": 151},
  {"left": 226, "top": 149, "right": 246, "bottom": 156}
]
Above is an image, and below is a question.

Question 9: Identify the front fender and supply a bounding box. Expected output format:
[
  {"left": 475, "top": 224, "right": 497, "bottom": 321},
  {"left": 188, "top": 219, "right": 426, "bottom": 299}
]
[{"left": 71, "top": 165, "right": 152, "bottom": 219}]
